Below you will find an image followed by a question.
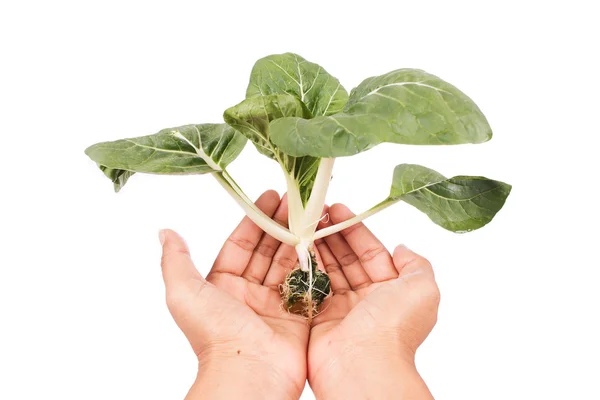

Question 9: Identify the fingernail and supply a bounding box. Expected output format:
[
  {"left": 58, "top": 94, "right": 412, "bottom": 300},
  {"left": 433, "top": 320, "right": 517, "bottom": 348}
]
[
  {"left": 158, "top": 229, "right": 166, "bottom": 246},
  {"left": 397, "top": 244, "right": 409, "bottom": 249}
]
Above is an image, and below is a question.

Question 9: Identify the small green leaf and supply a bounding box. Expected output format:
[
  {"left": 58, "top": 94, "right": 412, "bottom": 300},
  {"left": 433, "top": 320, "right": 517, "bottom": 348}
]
[
  {"left": 247, "top": 53, "right": 349, "bottom": 117},
  {"left": 98, "top": 166, "right": 135, "bottom": 192},
  {"left": 85, "top": 123, "right": 247, "bottom": 190},
  {"left": 385, "top": 164, "right": 511, "bottom": 232},
  {"left": 269, "top": 69, "right": 493, "bottom": 157},
  {"left": 223, "top": 94, "right": 310, "bottom": 159},
  {"left": 224, "top": 94, "right": 320, "bottom": 207}
]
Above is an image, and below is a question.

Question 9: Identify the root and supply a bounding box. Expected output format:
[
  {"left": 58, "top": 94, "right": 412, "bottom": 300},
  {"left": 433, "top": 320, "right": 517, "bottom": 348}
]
[{"left": 280, "top": 249, "right": 331, "bottom": 322}]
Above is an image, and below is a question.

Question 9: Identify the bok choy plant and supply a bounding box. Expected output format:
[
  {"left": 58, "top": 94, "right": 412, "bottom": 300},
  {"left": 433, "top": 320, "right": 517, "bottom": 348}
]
[{"left": 85, "top": 53, "right": 511, "bottom": 320}]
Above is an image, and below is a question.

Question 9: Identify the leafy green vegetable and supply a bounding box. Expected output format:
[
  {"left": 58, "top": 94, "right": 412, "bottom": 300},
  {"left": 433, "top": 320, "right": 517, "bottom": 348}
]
[
  {"left": 85, "top": 123, "right": 247, "bottom": 188},
  {"left": 246, "top": 52, "right": 348, "bottom": 117},
  {"left": 224, "top": 94, "right": 320, "bottom": 206},
  {"left": 385, "top": 164, "right": 511, "bottom": 232},
  {"left": 269, "top": 69, "right": 492, "bottom": 157},
  {"left": 224, "top": 94, "right": 310, "bottom": 160},
  {"left": 85, "top": 52, "right": 511, "bottom": 320},
  {"left": 228, "top": 51, "right": 351, "bottom": 206}
]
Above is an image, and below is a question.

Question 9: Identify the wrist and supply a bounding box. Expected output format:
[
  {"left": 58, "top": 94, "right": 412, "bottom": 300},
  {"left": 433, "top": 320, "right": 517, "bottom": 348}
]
[
  {"left": 313, "top": 361, "right": 430, "bottom": 400},
  {"left": 310, "top": 336, "right": 431, "bottom": 399},
  {"left": 188, "top": 355, "right": 302, "bottom": 400}
]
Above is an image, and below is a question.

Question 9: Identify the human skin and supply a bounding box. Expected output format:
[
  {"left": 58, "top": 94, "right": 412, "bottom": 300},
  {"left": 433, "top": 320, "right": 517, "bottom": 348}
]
[
  {"left": 308, "top": 204, "right": 440, "bottom": 399},
  {"left": 160, "top": 191, "right": 308, "bottom": 400},
  {"left": 159, "top": 191, "right": 439, "bottom": 399}
]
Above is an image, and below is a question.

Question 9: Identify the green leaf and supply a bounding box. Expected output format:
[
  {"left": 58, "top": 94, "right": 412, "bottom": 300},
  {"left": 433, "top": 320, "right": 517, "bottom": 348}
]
[
  {"left": 246, "top": 53, "right": 349, "bottom": 117},
  {"left": 85, "top": 123, "right": 247, "bottom": 189},
  {"left": 98, "top": 166, "right": 135, "bottom": 192},
  {"left": 385, "top": 164, "right": 511, "bottom": 232},
  {"left": 232, "top": 53, "right": 349, "bottom": 206},
  {"left": 223, "top": 94, "right": 310, "bottom": 159},
  {"left": 269, "top": 69, "right": 493, "bottom": 157},
  {"left": 224, "top": 94, "right": 320, "bottom": 207}
]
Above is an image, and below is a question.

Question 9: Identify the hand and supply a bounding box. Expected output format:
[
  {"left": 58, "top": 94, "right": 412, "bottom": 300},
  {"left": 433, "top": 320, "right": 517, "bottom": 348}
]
[
  {"left": 309, "top": 204, "right": 440, "bottom": 399},
  {"left": 159, "top": 190, "right": 307, "bottom": 400}
]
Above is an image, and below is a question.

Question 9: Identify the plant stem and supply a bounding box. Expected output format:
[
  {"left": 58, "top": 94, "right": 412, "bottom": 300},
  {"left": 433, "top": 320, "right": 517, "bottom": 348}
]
[
  {"left": 313, "top": 200, "right": 395, "bottom": 240},
  {"left": 300, "top": 158, "right": 335, "bottom": 239},
  {"left": 284, "top": 158, "right": 335, "bottom": 271},
  {"left": 212, "top": 170, "right": 299, "bottom": 246},
  {"left": 284, "top": 169, "right": 304, "bottom": 236}
]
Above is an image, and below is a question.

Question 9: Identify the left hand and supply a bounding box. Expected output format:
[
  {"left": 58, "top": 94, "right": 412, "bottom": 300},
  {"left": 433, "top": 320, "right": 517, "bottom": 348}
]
[
  {"left": 308, "top": 204, "right": 440, "bottom": 399},
  {"left": 159, "top": 190, "right": 307, "bottom": 400}
]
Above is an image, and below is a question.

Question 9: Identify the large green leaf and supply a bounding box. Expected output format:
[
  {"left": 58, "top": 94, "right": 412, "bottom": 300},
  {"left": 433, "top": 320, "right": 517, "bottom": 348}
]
[
  {"left": 246, "top": 53, "right": 349, "bottom": 117},
  {"left": 224, "top": 94, "right": 319, "bottom": 205},
  {"left": 269, "top": 69, "right": 492, "bottom": 157},
  {"left": 85, "top": 123, "right": 247, "bottom": 190},
  {"left": 383, "top": 164, "right": 511, "bottom": 232}
]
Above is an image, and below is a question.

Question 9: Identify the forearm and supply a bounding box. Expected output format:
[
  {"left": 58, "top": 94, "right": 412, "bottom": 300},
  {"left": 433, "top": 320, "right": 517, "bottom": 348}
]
[{"left": 187, "top": 360, "right": 301, "bottom": 400}]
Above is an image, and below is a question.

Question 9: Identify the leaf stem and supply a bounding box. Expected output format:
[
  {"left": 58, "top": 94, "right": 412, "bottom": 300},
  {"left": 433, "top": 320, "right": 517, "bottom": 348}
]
[
  {"left": 301, "top": 158, "right": 335, "bottom": 239},
  {"left": 284, "top": 169, "right": 304, "bottom": 236},
  {"left": 313, "top": 200, "right": 396, "bottom": 240},
  {"left": 212, "top": 170, "right": 299, "bottom": 246}
]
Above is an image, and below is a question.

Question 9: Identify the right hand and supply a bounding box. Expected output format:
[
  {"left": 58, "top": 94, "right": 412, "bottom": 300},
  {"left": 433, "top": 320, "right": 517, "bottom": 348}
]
[
  {"left": 308, "top": 203, "right": 440, "bottom": 399},
  {"left": 160, "top": 191, "right": 309, "bottom": 400}
]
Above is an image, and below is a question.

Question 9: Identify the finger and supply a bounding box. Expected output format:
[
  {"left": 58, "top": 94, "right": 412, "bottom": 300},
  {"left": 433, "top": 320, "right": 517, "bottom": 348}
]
[
  {"left": 328, "top": 204, "right": 397, "bottom": 282},
  {"left": 392, "top": 245, "right": 434, "bottom": 277},
  {"left": 262, "top": 242, "right": 298, "bottom": 289},
  {"left": 242, "top": 195, "right": 289, "bottom": 284},
  {"left": 211, "top": 190, "right": 280, "bottom": 276},
  {"left": 159, "top": 229, "right": 222, "bottom": 353},
  {"left": 159, "top": 229, "right": 204, "bottom": 293},
  {"left": 314, "top": 206, "right": 351, "bottom": 293},
  {"left": 322, "top": 226, "right": 372, "bottom": 290},
  {"left": 391, "top": 245, "right": 440, "bottom": 326}
]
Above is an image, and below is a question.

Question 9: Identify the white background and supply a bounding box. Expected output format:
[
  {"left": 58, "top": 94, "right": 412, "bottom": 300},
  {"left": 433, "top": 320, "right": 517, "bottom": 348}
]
[{"left": 1, "top": 1, "right": 599, "bottom": 399}]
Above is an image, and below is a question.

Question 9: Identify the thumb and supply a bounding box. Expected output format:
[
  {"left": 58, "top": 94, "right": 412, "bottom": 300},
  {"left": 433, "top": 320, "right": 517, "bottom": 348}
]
[
  {"left": 159, "top": 229, "right": 214, "bottom": 353},
  {"left": 159, "top": 229, "right": 204, "bottom": 292},
  {"left": 392, "top": 245, "right": 434, "bottom": 277}
]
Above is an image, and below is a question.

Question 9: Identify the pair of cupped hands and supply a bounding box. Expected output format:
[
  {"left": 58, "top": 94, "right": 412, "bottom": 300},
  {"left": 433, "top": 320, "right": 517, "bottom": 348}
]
[{"left": 160, "top": 190, "right": 440, "bottom": 399}]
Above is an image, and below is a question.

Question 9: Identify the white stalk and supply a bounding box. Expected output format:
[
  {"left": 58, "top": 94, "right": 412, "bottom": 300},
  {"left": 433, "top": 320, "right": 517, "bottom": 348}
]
[
  {"left": 313, "top": 200, "right": 395, "bottom": 240},
  {"left": 299, "top": 158, "right": 335, "bottom": 240},
  {"left": 284, "top": 158, "right": 335, "bottom": 271},
  {"left": 284, "top": 170, "right": 304, "bottom": 236},
  {"left": 295, "top": 240, "right": 312, "bottom": 273},
  {"left": 213, "top": 171, "right": 299, "bottom": 246}
]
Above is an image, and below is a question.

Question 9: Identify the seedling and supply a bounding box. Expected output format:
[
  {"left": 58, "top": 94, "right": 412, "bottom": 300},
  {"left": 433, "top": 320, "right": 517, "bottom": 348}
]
[{"left": 85, "top": 53, "right": 511, "bottom": 320}]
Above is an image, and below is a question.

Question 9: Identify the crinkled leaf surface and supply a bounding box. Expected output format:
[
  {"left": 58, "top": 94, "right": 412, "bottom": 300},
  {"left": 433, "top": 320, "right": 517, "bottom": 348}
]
[
  {"left": 269, "top": 69, "right": 492, "bottom": 157},
  {"left": 383, "top": 164, "right": 511, "bottom": 232},
  {"left": 224, "top": 94, "right": 310, "bottom": 160},
  {"left": 236, "top": 53, "right": 350, "bottom": 205},
  {"left": 246, "top": 52, "right": 348, "bottom": 117},
  {"left": 85, "top": 123, "right": 247, "bottom": 190},
  {"left": 224, "top": 94, "right": 320, "bottom": 206}
]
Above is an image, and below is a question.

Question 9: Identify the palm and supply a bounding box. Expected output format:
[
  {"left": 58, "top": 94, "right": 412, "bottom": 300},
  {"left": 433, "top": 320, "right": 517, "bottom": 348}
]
[
  {"left": 312, "top": 283, "right": 384, "bottom": 330},
  {"left": 307, "top": 204, "right": 439, "bottom": 390},
  {"left": 203, "top": 272, "right": 308, "bottom": 379},
  {"left": 309, "top": 276, "right": 396, "bottom": 381},
  {"left": 201, "top": 191, "right": 308, "bottom": 390}
]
